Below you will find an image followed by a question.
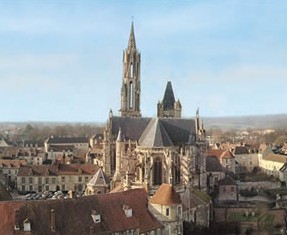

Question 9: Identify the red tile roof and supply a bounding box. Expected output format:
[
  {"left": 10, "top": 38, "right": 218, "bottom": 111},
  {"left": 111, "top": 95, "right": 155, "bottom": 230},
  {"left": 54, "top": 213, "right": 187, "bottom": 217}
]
[
  {"left": 150, "top": 183, "right": 181, "bottom": 205},
  {"left": 17, "top": 163, "right": 99, "bottom": 176},
  {"left": 208, "top": 149, "right": 235, "bottom": 160},
  {"left": 0, "top": 188, "right": 161, "bottom": 235}
]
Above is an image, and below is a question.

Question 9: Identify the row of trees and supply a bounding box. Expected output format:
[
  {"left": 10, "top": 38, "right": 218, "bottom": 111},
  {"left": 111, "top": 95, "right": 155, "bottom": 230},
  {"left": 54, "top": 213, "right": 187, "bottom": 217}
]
[
  {"left": 207, "top": 127, "right": 287, "bottom": 146},
  {"left": 8, "top": 123, "right": 104, "bottom": 143}
]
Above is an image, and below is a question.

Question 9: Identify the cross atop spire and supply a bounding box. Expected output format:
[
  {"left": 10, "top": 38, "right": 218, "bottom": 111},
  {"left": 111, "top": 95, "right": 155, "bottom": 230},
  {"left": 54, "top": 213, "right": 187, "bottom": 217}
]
[{"left": 127, "top": 21, "right": 136, "bottom": 50}]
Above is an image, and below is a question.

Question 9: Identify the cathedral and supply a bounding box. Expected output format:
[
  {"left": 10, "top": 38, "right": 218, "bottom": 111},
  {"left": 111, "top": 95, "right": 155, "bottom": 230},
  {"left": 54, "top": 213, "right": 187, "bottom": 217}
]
[{"left": 102, "top": 23, "right": 208, "bottom": 193}]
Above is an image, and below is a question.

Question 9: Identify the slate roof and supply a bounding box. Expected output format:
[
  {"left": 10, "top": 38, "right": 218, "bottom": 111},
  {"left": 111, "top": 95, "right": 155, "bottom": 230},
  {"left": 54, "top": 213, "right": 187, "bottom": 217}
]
[
  {"left": 150, "top": 184, "right": 181, "bottom": 205},
  {"left": 46, "top": 137, "right": 88, "bottom": 144},
  {"left": 111, "top": 116, "right": 151, "bottom": 141},
  {"left": 87, "top": 168, "right": 110, "bottom": 187},
  {"left": 139, "top": 118, "right": 173, "bottom": 147},
  {"left": 218, "top": 176, "right": 237, "bottom": 186},
  {"left": 162, "top": 81, "right": 175, "bottom": 110},
  {"left": 206, "top": 156, "right": 224, "bottom": 172},
  {"left": 0, "top": 188, "right": 161, "bottom": 235},
  {"left": 110, "top": 116, "right": 196, "bottom": 146},
  {"left": 234, "top": 146, "right": 249, "bottom": 155}
]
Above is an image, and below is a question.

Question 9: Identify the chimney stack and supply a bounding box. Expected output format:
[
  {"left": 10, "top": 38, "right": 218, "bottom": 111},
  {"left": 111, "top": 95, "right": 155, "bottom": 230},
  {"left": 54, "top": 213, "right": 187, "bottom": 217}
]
[
  {"left": 14, "top": 209, "right": 20, "bottom": 231},
  {"left": 50, "top": 209, "right": 56, "bottom": 232}
]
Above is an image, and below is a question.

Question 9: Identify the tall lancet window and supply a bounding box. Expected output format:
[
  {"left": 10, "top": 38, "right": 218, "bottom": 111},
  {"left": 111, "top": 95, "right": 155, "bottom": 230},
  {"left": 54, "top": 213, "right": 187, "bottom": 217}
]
[
  {"left": 153, "top": 158, "right": 162, "bottom": 185},
  {"left": 130, "top": 62, "right": 133, "bottom": 77},
  {"left": 129, "top": 82, "right": 133, "bottom": 109}
]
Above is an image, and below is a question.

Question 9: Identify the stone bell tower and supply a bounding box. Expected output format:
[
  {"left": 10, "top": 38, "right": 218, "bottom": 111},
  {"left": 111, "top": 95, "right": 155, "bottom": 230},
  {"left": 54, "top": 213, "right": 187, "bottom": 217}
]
[{"left": 120, "top": 22, "right": 141, "bottom": 117}]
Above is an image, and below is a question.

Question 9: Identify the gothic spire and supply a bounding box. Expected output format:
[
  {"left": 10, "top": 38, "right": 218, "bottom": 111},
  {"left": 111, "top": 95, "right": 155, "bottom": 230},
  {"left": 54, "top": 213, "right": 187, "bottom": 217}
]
[
  {"left": 127, "top": 22, "right": 136, "bottom": 50},
  {"left": 162, "top": 81, "right": 176, "bottom": 110}
]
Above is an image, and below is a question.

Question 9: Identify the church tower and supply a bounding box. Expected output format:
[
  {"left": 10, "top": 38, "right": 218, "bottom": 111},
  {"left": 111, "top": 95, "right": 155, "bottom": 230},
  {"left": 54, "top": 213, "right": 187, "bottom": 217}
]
[
  {"left": 120, "top": 22, "right": 141, "bottom": 117},
  {"left": 157, "top": 81, "right": 181, "bottom": 118}
]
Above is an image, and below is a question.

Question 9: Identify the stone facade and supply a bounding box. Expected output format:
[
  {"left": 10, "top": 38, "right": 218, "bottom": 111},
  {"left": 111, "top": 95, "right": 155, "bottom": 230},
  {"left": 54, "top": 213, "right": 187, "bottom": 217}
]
[
  {"left": 102, "top": 23, "right": 208, "bottom": 194},
  {"left": 120, "top": 22, "right": 141, "bottom": 118},
  {"left": 157, "top": 81, "right": 181, "bottom": 118}
]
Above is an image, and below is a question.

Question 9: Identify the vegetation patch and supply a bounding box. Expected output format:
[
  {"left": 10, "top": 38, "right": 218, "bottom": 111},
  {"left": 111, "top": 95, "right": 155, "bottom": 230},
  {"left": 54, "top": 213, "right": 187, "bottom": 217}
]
[
  {"left": 228, "top": 212, "right": 257, "bottom": 222},
  {"left": 193, "top": 189, "right": 211, "bottom": 203}
]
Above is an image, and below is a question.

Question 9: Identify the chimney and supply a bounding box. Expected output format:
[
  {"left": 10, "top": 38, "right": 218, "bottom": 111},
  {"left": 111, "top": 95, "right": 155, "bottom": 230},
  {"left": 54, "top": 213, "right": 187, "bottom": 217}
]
[
  {"left": 14, "top": 209, "right": 20, "bottom": 231},
  {"left": 50, "top": 209, "right": 56, "bottom": 232}
]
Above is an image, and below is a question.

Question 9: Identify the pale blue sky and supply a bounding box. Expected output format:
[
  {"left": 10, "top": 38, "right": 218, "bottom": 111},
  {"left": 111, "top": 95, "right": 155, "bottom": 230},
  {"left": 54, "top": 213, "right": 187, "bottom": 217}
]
[{"left": 0, "top": 1, "right": 287, "bottom": 122}]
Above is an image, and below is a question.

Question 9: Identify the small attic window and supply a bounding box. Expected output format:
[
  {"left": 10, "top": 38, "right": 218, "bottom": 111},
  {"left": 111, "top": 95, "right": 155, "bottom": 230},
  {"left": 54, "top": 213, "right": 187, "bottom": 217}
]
[
  {"left": 91, "top": 210, "right": 101, "bottom": 223},
  {"left": 123, "top": 204, "right": 132, "bottom": 218},
  {"left": 23, "top": 218, "right": 31, "bottom": 232}
]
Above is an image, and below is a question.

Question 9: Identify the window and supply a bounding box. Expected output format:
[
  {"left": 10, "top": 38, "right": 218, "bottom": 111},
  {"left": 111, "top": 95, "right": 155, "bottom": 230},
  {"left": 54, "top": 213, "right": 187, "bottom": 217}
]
[
  {"left": 45, "top": 185, "right": 49, "bottom": 191},
  {"left": 177, "top": 206, "right": 182, "bottom": 219},
  {"left": 29, "top": 185, "right": 33, "bottom": 191},
  {"left": 38, "top": 177, "right": 42, "bottom": 184},
  {"left": 166, "top": 208, "right": 170, "bottom": 216},
  {"left": 62, "top": 176, "right": 65, "bottom": 182},
  {"left": 78, "top": 176, "right": 82, "bottom": 182},
  {"left": 85, "top": 177, "right": 89, "bottom": 182},
  {"left": 45, "top": 178, "right": 49, "bottom": 184},
  {"left": 22, "top": 185, "right": 25, "bottom": 191},
  {"left": 22, "top": 177, "right": 26, "bottom": 184},
  {"left": 52, "top": 178, "right": 56, "bottom": 184},
  {"left": 29, "top": 177, "right": 33, "bottom": 184}
]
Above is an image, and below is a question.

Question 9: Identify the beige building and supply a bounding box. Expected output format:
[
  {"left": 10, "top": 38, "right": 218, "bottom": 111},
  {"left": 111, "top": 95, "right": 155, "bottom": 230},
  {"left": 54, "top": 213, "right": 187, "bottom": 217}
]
[
  {"left": 17, "top": 163, "right": 99, "bottom": 193},
  {"left": 217, "top": 176, "right": 238, "bottom": 202},
  {"left": 233, "top": 146, "right": 258, "bottom": 173},
  {"left": 44, "top": 136, "right": 89, "bottom": 153},
  {"left": 258, "top": 147, "right": 287, "bottom": 181},
  {"left": 149, "top": 184, "right": 183, "bottom": 235},
  {"left": 0, "top": 159, "right": 26, "bottom": 189}
]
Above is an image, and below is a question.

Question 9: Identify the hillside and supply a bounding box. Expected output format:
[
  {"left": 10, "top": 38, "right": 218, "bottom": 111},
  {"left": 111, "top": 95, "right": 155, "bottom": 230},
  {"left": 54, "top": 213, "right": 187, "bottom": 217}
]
[{"left": 204, "top": 114, "right": 287, "bottom": 130}]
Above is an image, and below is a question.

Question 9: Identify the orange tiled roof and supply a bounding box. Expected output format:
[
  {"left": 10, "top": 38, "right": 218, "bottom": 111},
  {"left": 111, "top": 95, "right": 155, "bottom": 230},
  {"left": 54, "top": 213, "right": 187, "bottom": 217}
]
[
  {"left": 208, "top": 149, "right": 235, "bottom": 160},
  {"left": 150, "top": 183, "right": 181, "bottom": 205},
  {"left": 0, "top": 159, "right": 26, "bottom": 168}
]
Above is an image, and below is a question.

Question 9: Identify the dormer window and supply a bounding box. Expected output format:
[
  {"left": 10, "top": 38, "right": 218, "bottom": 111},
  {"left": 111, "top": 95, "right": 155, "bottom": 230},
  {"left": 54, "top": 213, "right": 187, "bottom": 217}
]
[
  {"left": 91, "top": 210, "right": 101, "bottom": 223},
  {"left": 23, "top": 218, "right": 31, "bottom": 232},
  {"left": 123, "top": 204, "right": 132, "bottom": 218}
]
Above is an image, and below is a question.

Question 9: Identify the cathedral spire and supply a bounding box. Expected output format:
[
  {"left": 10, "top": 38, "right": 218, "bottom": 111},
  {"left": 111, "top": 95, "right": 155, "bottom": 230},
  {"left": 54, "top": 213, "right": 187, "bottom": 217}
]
[
  {"left": 157, "top": 81, "right": 181, "bottom": 118},
  {"left": 120, "top": 22, "right": 141, "bottom": 117},
  {"left": 127, "top": 22, "right": 136, "bottom": 50}
]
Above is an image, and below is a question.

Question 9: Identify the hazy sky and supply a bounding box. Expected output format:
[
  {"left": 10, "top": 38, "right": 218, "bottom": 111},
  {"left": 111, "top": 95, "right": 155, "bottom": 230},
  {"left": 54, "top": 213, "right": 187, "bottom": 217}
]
[{"left": 0, "top": 1, "right": 287, "bottom": 122}]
